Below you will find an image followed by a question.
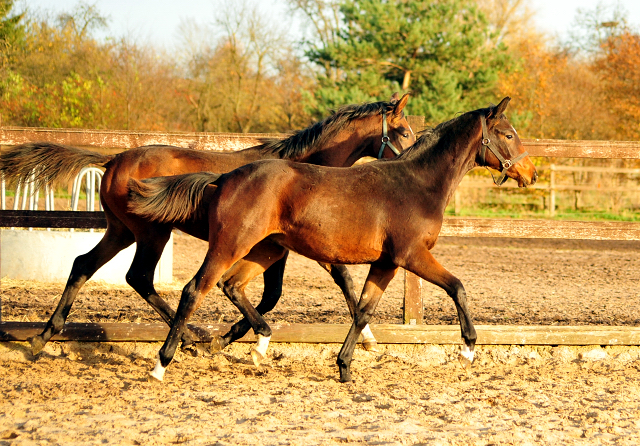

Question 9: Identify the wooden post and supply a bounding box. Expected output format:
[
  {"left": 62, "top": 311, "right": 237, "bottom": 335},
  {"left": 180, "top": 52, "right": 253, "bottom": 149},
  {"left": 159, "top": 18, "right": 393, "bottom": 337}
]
[
  {"left": 0, "top": 228, "right": 2, "bottom": 322},
  {"left": 454, "top": 190, "right": 461, "bottom": 215},
  {"left": 403, "top": 270, "right": 423, "bottom": 325},
  {"left": 406, "top": 115, "right": 426, "bottom": 133},
  {"left": 549, "top": 164, "right": 556, "bottom": 217},
  {"left": 401, "top": 116, "right": 426, "bottom": 325}
]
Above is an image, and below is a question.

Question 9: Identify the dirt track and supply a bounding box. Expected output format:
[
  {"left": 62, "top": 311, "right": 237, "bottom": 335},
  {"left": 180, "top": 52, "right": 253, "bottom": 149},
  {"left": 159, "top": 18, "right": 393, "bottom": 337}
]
[
  {"left": 2, "top": 233, "right": 640, "bottom": 444},
  {"left": 3, "top": 232, "right": 640, "bottom": 326},
  {"left": 2, "top": 341, "right": 640, "bottom": 444}
]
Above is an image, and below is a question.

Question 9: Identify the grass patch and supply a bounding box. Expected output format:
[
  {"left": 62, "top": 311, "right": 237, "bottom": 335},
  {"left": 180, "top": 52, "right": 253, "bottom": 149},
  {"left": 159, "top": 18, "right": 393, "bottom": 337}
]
[{"left": 445, "top": 205, "right": 640, "bottom": 221}]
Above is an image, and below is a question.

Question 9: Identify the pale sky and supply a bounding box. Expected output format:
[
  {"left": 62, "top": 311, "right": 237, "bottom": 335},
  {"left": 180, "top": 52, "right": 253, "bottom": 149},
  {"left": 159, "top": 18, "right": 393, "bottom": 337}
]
[{"left": 19, "top": 0, "right": 640, "bottom": 50}]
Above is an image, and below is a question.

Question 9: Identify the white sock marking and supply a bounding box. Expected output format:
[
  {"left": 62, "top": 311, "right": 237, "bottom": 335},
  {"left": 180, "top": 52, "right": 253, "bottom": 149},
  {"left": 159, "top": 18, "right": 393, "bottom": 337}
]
[
  {"left": 254, "top": 334, "right": 271, "bottom": 358},
  {"left": 361, "top": 325, "right": 376, "bottom": 343},
  {"left": 460, "top": 344, "right": 475, "bottom": 363},
  {"left": 149, "top": 356, "right": 166, "bottom": 382}
]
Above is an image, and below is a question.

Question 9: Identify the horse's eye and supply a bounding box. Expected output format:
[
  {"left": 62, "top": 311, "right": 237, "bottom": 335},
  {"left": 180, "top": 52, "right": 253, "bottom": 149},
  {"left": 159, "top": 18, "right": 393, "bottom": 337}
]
[
  {"left": 403, "top": 133, "right": 409, "bottom": 138},
  {"left": 506, "top": 134, "right": 513, "bottom": 139}
]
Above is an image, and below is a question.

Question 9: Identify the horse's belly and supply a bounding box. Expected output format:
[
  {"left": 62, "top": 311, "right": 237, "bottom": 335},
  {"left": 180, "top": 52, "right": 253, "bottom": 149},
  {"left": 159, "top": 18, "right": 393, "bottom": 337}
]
[{"left": 269, "top": 232, "right": 383, "bottom": 265}]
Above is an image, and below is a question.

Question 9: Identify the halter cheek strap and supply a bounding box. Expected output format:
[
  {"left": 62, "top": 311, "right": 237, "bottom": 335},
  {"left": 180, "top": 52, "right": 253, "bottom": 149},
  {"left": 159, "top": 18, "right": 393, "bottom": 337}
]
[
  {"left": 378, "top": 112, "right": 402, "bottom": 159},
  {"left": 480, "top": 114, "right": 529, "bottom": 186}
]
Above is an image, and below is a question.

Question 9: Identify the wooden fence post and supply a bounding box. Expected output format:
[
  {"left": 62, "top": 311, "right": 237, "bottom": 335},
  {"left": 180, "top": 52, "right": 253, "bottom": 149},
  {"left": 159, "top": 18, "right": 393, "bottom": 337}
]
[
  {"left": 407, "top": 115, "right": 426, "bottom": 133},
  {"left": 403, "top": 270, "right": 423, "bottom": 324},
  {"left": 549, "top": 164, "right": 556, "bottom": 217},
  {"left": 454, "top": 190, "right": 461, "bottom": 215},
  {"left": 401, "top": 116, "right": 426, "bottom": 325}
]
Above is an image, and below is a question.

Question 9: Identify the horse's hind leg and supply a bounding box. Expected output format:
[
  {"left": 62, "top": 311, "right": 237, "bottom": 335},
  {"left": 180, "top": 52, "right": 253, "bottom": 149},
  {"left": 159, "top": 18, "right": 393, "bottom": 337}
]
[
  {"left": 337, "top": 262, "right": 397, "bottom": 383},
  {"left": 405, "top": 249, "right": 477, "bottom": 370},
  {"left": 30, "top": 222, "right": 135, "bottom": 355},
  {"left": 214, "top": 251, "right": 289, "bottom": 353},
  {"left": 125, "top": 228, "right": 202, "bottom": 347},
  {"left": 317, "top": 262, "right": 378, "bottom": 351}
]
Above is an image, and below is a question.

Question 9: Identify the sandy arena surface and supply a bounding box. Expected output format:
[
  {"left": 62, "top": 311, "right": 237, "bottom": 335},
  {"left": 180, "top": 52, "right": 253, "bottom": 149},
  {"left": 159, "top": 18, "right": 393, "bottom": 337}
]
[
  {"left": 3, "top": 233, "right": 640, "bottom": 326},
  {"left": 2, "top": 232, "right": 640, "bottom": 444}
]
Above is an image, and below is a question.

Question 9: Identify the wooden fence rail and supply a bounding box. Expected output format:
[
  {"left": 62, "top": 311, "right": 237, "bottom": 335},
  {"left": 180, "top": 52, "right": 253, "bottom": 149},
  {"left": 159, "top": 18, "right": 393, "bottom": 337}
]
[
  {"left": 2, "top": 126, "right": 640, "bottom": 158},
  {"left": 455, "top": 164, "right": 640, "bottom": 217},
  {"left": 1, "top": 125, "right": 640, "bottom": 344}
]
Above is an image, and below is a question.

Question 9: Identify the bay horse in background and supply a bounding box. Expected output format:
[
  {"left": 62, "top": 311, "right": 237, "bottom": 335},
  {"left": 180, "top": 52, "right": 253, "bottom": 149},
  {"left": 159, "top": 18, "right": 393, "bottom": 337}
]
[
  {"left": 0, "top": 93, "right": 415, "bottom": 355},
  {"left": 128, "top": 97, "right": 538, "bottom": 383}
]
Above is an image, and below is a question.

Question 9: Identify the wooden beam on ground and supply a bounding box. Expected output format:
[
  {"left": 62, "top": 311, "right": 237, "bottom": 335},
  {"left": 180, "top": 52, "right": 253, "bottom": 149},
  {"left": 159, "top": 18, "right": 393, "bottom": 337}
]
[
  {"left": 441, "top": 218, "right": 640, "bottom": 241},
  {"left": 0, "top": 210, "right": 107, "bottom": 229},
  {"left": 2, "top": 322, "right": 640, "bottom": 346}
]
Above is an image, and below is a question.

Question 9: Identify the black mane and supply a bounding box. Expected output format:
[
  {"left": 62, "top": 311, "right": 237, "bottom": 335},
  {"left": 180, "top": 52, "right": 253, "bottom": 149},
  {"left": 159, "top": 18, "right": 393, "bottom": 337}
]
[
  {"left": 395, "top": 105, "right": 497, "bottom": 159},
  {"left": 259, "top": 100, "right": 397, "bottom": 160}
]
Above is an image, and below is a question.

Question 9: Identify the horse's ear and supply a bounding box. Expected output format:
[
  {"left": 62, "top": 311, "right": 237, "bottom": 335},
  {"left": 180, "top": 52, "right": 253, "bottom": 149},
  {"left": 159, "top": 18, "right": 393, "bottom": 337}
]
[
  {"left": 488, "top": 97, "right": 510, "bottom": 120},
  {"left": 391, "top": 93, "right": 410, "bottom": 120},
  {"left": 390, "top": 92, "right": 400, "bottom": 103}
]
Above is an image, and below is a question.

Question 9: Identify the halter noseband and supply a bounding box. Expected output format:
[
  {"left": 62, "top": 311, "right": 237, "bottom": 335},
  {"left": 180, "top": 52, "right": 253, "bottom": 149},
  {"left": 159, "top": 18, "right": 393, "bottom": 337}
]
[
  {"left": 378, "top": 112, "right": 402, "bottom": 159},
  {"left": 479, "top": 114, "right": 528, "bottom": 186}
]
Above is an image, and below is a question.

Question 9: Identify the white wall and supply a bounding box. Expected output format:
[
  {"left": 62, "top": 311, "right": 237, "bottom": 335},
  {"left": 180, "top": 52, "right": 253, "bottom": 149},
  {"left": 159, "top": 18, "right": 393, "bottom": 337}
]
[{"left": 0, "top": 229, "right": 172, "bottom": 284}]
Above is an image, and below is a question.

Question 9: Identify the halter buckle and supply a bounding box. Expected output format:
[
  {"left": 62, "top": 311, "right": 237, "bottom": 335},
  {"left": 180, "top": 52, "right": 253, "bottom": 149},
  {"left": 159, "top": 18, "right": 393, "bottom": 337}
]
[
  {"left": 482, "top": 138, "right": 490, "bottom": 145},
  {"left": 382, "top": 136, "right": 390, "bottom": 143},
  {"left": 502, "top": 160, "right": 513, "bottom": 170}
]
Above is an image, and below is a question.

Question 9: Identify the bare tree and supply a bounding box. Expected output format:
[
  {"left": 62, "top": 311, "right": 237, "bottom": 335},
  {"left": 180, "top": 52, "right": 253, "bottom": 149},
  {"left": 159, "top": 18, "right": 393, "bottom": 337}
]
[
  {"left": 178, "top": 0, "right": 305, "bottom": 133},
  {"left": 476, "top": 0, "right": 535, "bottom": 44}
]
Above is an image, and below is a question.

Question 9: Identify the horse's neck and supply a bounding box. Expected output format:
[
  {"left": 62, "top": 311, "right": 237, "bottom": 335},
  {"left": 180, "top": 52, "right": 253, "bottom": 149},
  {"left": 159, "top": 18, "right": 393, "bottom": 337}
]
[
  {"left": 196, "top": 115, "right": 375, "bottom": 169},
  {"left": 232, "top": 146, "right": 278, "bottom": 164},
  {"left": 289, "top": 118, "right": 375, "bottom": 167},
  {"left": 411, "top": 118, "right": 480, "bottom": 206},
  {"left": 167, "top": 146, "right": 275, "bottom": 176},
  {"left": 296, "top": 138, "right": 368, "bottom": 167}
]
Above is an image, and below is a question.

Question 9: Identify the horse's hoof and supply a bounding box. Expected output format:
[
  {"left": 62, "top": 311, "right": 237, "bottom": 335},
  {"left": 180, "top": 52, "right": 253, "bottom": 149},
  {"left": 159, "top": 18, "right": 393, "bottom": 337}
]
[
  {"left": 182, "top": 344, "right": 200, "bottom": 357},
  {"left": 362, "top": 340, "right": 379, "bottom": 352},
  {"left": 339, "top": 370, "right": 352, "bottom": 383},
  {"left": 29, "top": 336, "right": 45, "bottom": 356},
  {"left": 458, "top": 353, "right": 473, "bottom": 371},
  {"left": 250, "top": 348, "right": 265, "bottom": 368},
  {"left": 148, "top": 371, "right": 163, "bottom": 383},
  {"left": 209, "top": 336, "right": 225, "bottom": 353}
]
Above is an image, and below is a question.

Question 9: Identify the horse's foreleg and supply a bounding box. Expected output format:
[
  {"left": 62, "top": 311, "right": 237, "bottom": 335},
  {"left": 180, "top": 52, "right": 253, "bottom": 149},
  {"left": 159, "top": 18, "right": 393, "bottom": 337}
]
[
  {"left": 125, "top": 230, "right": 202, "bottom": 347},
  {"left": 31, "top": 227, "right": 134, "bottom": 355},
  {"left": 318, "top": 262, "right": 378, "bottom": 351},
  {"left": 215, "top": 251, "right": 289, "bottom": 352},
  {"left": 336, "top": 263, "right": 397, "bottom": 383},
  {"left": 406, "top": 250, "right": 477, "bottom": 370}
]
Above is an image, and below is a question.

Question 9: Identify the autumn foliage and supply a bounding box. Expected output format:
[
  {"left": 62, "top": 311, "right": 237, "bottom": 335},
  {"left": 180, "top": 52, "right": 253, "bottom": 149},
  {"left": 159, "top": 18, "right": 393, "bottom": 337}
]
[
  {"left": 0, "top": 0, "right": 639, "bottom": 142},
  {"left": 595, "top": 32, "right": 640, "bottom": 140}
]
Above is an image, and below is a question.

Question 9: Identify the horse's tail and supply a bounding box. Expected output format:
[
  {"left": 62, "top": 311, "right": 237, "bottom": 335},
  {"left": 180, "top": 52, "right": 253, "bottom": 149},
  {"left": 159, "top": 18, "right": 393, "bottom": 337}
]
[
  {"left": 127, "top": 172, "right": 222, "bottom": 224},
  {"left": 0, "top": 142, "right": 114, "bottom": 189}
]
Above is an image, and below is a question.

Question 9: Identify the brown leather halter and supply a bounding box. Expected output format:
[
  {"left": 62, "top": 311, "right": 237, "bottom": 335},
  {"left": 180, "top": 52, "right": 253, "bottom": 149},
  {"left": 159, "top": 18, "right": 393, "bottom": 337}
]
[{"left": 479, "top": 114, "right": 528, "bottom": 186}]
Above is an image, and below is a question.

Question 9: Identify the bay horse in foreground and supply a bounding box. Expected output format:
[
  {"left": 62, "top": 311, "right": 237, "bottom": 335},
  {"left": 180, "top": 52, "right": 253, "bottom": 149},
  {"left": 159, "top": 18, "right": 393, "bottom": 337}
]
[
  {"left": 129, "top": 97, "right": 538, "bottom": 383},
  {"left": 0, "top": 94, "right": 414, "bottom": 354}
]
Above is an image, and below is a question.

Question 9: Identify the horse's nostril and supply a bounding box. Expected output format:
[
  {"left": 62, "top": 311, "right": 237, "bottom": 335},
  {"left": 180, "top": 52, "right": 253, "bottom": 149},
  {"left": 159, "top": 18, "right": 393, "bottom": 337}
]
[{"left": 532, "top": 170, "right": 539, "bottom": 185}]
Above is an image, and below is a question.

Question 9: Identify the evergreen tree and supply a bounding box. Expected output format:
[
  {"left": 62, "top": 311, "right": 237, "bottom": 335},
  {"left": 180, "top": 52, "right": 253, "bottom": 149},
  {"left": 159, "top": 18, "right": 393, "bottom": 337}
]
[
  {"left": 0, "top": 0, "right": 25, "bottom": 66},
  {"left": 304, "top": 0, "right": 510, "bottom": 123}
]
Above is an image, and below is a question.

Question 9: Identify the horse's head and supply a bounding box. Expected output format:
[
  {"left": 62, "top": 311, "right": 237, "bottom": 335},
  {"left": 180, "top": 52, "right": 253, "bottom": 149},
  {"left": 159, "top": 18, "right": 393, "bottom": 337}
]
[
  {"left": 477, "top": 97, "right": 538, "bottom": 187},
  {"left": 374, "top": 92, "right": 416, "bottom": 159}
]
